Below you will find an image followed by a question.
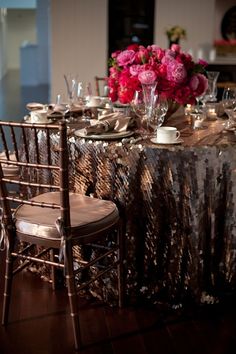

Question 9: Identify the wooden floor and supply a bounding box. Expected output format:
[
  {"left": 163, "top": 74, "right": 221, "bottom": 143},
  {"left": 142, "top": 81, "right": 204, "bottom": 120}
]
[
  {"left": 0, "top": 251, "right": 236, "bottom": 354},
  {"left": 0, "top": 71, "right": 236, "bottom": 354}
]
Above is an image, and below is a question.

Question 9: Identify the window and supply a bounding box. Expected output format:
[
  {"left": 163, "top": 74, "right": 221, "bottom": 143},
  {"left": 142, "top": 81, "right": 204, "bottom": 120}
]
[{"left": 108, "top": 0, "right": 155, "bottom": 56}]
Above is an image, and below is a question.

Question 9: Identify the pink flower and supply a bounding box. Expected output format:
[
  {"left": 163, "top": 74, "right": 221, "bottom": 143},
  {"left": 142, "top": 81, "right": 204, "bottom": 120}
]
[
  {"left": 130, "top": 64, "right": 143, "bottom": 76},
  {"left": 166, "top": 61, "right": 187, "bottom": 84},
  {"left": 190, "top": 73, "right": 208, "bottom": 96},
  {"left": 138, "top": 70, "right": 157, "bottom": 84},
  {"left": 116, "top": 50, "right": 136, "bottom": 67},
  {"left": 108, "top": 43, "right": 208, "bottom": 105}
]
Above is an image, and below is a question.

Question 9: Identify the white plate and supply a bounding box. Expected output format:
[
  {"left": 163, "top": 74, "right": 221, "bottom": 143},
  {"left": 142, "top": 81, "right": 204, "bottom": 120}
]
[
  {"left": 24, "top": 116, "right": 53, "bottom": 124},
  {"left": 74, "top": 128, "right": 134, "bottom": 140},
  {"left": 150, "top": 137, "right": 184, "bottom": 145}
]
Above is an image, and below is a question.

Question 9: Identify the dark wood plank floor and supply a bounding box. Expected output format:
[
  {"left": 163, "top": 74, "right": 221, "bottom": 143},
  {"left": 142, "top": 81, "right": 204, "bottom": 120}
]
[
  {"left": 0, "top": 71, "right": 236, "bottom": 354},
  {"left": 0, "top": 250, "right": 236, "bottom": 354}
]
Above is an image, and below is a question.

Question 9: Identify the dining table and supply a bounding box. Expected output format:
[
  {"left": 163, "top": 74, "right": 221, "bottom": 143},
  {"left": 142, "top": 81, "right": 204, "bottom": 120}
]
[{"left": 23, "top": 107, "right": 236, "bottom": 308}]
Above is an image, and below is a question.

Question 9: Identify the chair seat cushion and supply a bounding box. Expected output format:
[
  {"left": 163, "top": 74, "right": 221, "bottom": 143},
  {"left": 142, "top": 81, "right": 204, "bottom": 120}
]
[{"left": 14, "top": 192, "right": 119, "bottom": 240}]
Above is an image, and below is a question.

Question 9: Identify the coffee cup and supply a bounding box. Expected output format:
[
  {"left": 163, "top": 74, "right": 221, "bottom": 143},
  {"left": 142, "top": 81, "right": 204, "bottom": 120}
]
[
  {"left": 156, "top": 126, "right": 180, "bottom": 144},
  {"left": 87, "top": 96, "right": 101, "bottom": 107},
  {"left": 30, "top": 109, "right": 48, "bottom": 123}
]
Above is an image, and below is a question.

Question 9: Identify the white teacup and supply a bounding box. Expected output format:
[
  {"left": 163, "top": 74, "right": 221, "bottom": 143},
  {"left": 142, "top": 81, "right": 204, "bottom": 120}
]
[
  {"left": 30, "top": 109, "right": 48, "bottom": 123},
  {"left": 156, "top": 126, "right": 180, "bottom": 144},
  {"left": 87, "top": 96, "right": 101, "bottom": 107}
]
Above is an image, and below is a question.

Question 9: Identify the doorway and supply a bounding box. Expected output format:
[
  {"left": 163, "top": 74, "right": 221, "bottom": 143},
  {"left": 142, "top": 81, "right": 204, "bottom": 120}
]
[{"left": 108, "top": 0, "right": 155, "bottom": 56}]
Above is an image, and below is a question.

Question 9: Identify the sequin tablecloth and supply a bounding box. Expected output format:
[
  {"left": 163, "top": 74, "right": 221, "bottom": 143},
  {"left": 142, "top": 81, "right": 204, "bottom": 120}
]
[
  {"left": 66, "top": 112, "right": 236, "bottom": 306},
  {"left": 24, "top": 111, "right": 236, "bottom": 307}
]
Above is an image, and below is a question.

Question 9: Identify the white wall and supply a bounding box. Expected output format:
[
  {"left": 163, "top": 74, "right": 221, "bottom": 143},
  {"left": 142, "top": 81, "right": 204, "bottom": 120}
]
[
  {"left": 154, "top": 0, "right": 215, "bottom": 59},
  {"left": 0, "top": 9, "right": 7, "bottom": 79},
  {"left": 36, "top": 0, "right": 50, "bottom": 85},
  {"left": 50, "top": 0, "right": 108, "bottom": 101},
  {"left": 6, "top": 9, "right": 36, "bottom": 69}
]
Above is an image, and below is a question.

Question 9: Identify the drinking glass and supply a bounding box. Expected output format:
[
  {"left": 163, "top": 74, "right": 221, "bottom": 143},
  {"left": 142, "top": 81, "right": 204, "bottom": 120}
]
[
  {"left": 149, "top": 95, "right": 168, "bottom": 135},
  {"left": 221, "top": 86, "right": 236, "bottom": 128},
  {"left": 205, "top": 71, "right": 219, "bottom": 102},
  {"left": 55, "top": 94, "right": 70, "bottom": 121},
  {"left": 131, "top": 90, "right": 148, "bottom": 133},
  {"left": 76, "top": 82, "right": 91, "bottom": 121},
  {"left": 64, "top": 74, "right": 79, "bottom": 105}
]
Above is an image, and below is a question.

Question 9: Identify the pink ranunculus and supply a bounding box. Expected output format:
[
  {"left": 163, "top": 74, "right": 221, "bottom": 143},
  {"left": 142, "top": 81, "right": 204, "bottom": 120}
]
[
  {"left": 108, "top": 43, "right": 208, "bottom": 104},
  {"left": 130, "top": 64, "right": 143, "bottom": 76},
  {"left": 190, "top": 73, "right": 208, "bottom": 96},
  {"left": 170, "top": 44, "right": 181, "bottom": 52},
  {"left": 138, "top": 70, "right": 157, "bottom": 85},
  {"left": 116, "top": 50, "right": 136, "bottom": 67},
  {"left": 167, "top": 62, "right": 187, "bottom": 84},
  {"left": 111, "top": 50, "right": 121, "bottom": 59},
  {"left": 127, "top": 44, "right": 139, "bottom": 52}
]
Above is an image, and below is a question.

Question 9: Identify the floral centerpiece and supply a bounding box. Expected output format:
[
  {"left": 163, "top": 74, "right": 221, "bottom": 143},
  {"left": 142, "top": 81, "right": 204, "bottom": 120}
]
[
  {"left": 166, "top": 25, "right": 186, "bottom": 46},
  {"left": 107, "top": 43, "right": 208, "bottom": 106}
]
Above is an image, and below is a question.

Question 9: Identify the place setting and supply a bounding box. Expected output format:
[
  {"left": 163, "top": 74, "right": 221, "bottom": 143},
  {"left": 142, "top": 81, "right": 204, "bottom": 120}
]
[
  {"left": 74, "top": 111, "right": 135, "bottom": 140},
  {"left": 150, "top": 126, "right": 184, "bottom": 145}
]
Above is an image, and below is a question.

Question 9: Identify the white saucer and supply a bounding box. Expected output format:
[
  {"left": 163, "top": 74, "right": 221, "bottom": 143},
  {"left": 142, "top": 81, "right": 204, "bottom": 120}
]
[
  {"left": 24, "top": 115, "right": 52, "bottom": 124},
  {"left": 150, "top": 137, "right": 184, "bottom": 145}
]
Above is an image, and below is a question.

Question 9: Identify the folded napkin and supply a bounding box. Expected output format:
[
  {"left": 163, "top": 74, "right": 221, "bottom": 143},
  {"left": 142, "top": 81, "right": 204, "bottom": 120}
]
[
  {"left": 26, "top": 102, "right": 45, "bottom": 111},
  {"left": 84, "top": 112, "right": 135, "bottom": 135},
  {"left": 0, "top": 152, "right": 19, "bottom": 177}
]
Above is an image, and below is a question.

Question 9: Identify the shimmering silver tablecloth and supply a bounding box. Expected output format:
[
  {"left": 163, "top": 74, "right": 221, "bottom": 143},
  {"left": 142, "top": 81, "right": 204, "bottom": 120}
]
[
  {"left": 23, "top": 111, "right": 236, "bottom": 307},
  {"left": 64, "top": 113, "right": 236, "bottom": 306}
]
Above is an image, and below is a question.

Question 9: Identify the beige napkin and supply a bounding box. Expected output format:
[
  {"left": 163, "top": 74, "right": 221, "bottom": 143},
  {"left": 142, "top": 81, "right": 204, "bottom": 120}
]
[
  {"left": 84, "top": 112, "right": 135, "bottom": 135},
  {"left": 26, "top": 102, "right": 44, "bottom": 111},
  {"left": 0, "top": 152, "right": 19, "bottom": 177}
]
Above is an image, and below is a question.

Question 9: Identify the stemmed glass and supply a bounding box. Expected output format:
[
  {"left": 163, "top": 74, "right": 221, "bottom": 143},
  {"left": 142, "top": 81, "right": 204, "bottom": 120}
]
[
  {"left": 76, "top": 82, "right": 91, "bottom": 121},
  {"left": 64, "top": 74, "right": 78, "bottom": 104},
  {"left": 221, "top": 86, "right": 236, "bottom": 128},
  {"left": 55, "top": 94, "right": 70, "bottom": 121},
  {"left": 148, "top": 95, "right": 168, "bottom": 136},
  {"left": 205, "top": 71, "right": 219, "bottom": 102},
  {"left": 131, "top": 90, "right": 148, "bottom": 132}
]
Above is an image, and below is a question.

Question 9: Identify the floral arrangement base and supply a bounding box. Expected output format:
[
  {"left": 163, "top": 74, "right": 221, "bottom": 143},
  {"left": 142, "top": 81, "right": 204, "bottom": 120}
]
[{"left": 165, "top": 101, "right": 180, "bottom": 120}]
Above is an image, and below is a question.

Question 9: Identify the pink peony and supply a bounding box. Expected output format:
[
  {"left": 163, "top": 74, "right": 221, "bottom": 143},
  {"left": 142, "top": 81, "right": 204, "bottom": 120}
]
[
  {"left": 116, "top": 50, "right": 136, "bottom": 67},
  {"left": 138, "top": 70, "right": 157, "bottom": 85},
  {"left": 108, "top": 44, "right": 208, "bottom": 105}
]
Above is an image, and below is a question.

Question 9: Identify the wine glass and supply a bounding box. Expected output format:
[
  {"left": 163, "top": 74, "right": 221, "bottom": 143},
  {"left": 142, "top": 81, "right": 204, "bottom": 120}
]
[
  {"left": 205, "top": 71, "right": 219, "bottom": 102},
  {"left": 64, "top": 74, "right": 78, "bottom": 103},
  {"left": 131, "top": 90, "right": 148, "bottom": 132},
  {"left": 221, "top": 86, "right": 236, "bottom": 128},
  {"left": 148, "top": 95, "right": 168, "bottom": 135},
  {"left": 55, "top": 94, "right": 70, "bottom": 121},
  {"left": 76, "top": 82, "right": 91, "bottom": 122}
]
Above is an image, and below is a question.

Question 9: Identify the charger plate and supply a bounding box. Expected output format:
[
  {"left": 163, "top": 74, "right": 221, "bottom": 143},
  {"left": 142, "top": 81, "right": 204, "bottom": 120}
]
[{"left": 74, "top": 128, "right": 133, "bottom": 140}]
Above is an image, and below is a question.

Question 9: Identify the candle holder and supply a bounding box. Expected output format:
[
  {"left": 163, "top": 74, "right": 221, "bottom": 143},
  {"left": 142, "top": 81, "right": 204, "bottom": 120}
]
[{"left": 205, "top": 103, "right": 218, "bottom": 120}]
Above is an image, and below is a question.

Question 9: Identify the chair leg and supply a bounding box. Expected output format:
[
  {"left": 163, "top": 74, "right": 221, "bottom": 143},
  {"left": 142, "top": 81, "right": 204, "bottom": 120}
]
[
  {"left": 2, "top": 247, "right": 14, "bottom": 325},
  {"left": 50, "top": 249, "right": 56, "bottom": 290},
  {"left": 65, "top": 245, "right": 81, "bottom": 351},
  {"left": 117, "top": 220, "right": 125, "bottom": 308}
]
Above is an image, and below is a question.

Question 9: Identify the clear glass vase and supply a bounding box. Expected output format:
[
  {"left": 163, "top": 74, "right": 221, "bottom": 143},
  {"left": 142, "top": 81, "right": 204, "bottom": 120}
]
[{"left": 141, "top": 82, "right": 157, "bottom": 134}]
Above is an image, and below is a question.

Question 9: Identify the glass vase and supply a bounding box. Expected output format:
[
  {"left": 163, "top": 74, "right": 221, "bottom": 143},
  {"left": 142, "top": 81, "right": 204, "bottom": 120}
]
[{"left": 141, "top": 82, "right": 157, "bottom": 134}]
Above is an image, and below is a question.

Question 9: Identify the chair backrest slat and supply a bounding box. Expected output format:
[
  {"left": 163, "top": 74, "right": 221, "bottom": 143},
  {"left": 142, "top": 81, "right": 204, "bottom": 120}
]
[
  {"left": 21, "top": 126, "right": 29, "bottom": 162},
  {"left": 0, "top": 120, "right": 70, "bottom": 229}
]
